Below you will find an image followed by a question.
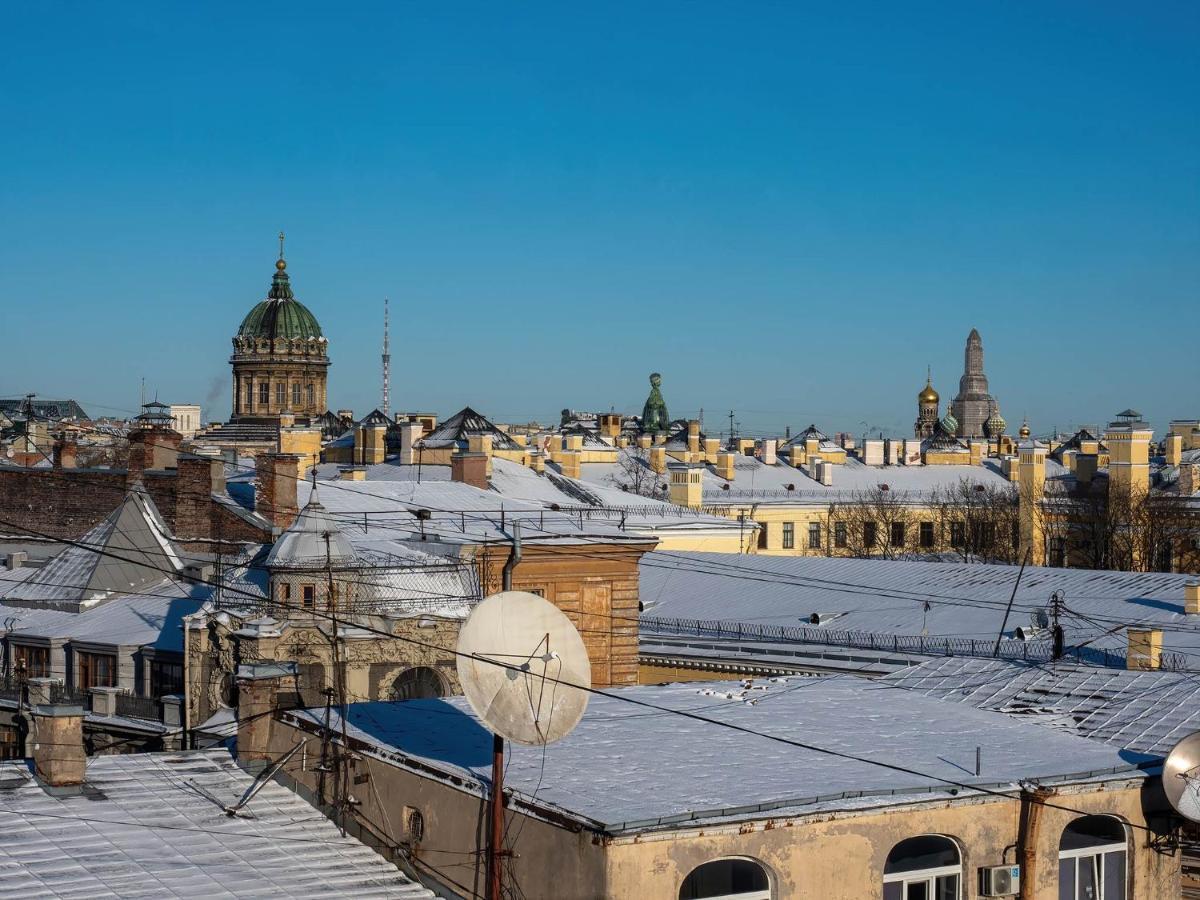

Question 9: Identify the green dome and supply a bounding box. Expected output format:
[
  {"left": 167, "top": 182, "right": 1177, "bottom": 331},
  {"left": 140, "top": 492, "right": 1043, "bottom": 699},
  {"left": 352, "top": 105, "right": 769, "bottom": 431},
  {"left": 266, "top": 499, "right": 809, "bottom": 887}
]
[{"left": 237, "top": 265, "right": 323, "bottom": 340}]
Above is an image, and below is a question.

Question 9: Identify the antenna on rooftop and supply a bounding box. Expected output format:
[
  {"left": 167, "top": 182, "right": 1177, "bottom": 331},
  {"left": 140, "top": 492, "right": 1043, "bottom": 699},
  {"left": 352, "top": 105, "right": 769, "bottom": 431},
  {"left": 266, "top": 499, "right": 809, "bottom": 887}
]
[
  {"left": 381, "top": 298, "right": 391, "bottom": 416},
  {"left": 1164, "top": 733, "right": 1200, "bottom": 823},
  {"left": 457, "top": 580, "right": 592, "bottom": 900}
]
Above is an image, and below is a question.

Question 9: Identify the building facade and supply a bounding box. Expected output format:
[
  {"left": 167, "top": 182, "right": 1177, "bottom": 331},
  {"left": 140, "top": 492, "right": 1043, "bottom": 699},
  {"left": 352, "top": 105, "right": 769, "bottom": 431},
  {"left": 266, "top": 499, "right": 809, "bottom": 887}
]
[{"left": 229, "top": 240, "right": 330, "bottom": 423}]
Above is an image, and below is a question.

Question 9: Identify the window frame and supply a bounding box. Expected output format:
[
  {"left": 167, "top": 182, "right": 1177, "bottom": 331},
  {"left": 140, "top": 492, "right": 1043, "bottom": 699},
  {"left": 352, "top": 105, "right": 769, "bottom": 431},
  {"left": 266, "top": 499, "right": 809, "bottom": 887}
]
[
  {"left": 890, "top": 521, "right": 906, "bottom": 547},
  {"left": 77, "top": 650, "right": 117, "bottom": 689},
  {"left": 678, "top": 857, "right": 772, "bottom": 900},
  {"left": 882, "top": 834, "right": 962, "bottom": 900},
  {"left": 919, "top": 521, "right": 935, "bottom": 549},
  {"left": 12, "top": 643, "right": 50, "bottom": 678},
  {"left": 258, "top": 382, "right": 270, "bottom": 405},
  {"left": 808, "top": 522, "right": 822, "bottom": 550},
  {"left": 1058, "top": 816, "right": 1128, "bottom": 900},
  {"left": 834, "top": 521, "right": 848, "bottom": 549},
  {"left": 781, "top": 522, "right": 795, "bottom": 550}
]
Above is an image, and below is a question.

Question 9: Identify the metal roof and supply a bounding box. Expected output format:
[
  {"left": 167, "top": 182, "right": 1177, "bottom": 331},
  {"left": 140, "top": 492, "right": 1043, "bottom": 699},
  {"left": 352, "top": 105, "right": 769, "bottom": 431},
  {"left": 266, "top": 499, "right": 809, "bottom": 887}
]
[{"left": 0, "top": 748, "right": 434, "bottom": 898}]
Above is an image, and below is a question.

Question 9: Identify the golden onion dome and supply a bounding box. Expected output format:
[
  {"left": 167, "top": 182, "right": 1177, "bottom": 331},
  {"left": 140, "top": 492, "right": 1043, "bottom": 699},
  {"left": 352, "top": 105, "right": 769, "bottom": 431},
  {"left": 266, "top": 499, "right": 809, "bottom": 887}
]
[{"left": 918, "top": 380, "right": 940, "bottom": 405}]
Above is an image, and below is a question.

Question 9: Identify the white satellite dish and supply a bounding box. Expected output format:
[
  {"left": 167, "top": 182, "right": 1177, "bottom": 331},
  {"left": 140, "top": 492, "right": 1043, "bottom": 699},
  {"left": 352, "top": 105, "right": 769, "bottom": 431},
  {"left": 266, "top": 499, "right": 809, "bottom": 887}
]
[
  {"left": 456, "top": 590, "right": 592, "bottom": 746},
  {"left": 1163, "top": 732, "right": 1200, "bottom": 823}
]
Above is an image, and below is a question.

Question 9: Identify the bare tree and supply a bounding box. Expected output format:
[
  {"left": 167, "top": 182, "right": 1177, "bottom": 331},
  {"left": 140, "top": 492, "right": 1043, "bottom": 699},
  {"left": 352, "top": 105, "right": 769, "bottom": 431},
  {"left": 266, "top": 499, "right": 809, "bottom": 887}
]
[
  {"left": 827, "top": 487, "right": 921, "bottom": 560},
  {"left": 607, "top": 447, "right": 664, "bottom": 499}
]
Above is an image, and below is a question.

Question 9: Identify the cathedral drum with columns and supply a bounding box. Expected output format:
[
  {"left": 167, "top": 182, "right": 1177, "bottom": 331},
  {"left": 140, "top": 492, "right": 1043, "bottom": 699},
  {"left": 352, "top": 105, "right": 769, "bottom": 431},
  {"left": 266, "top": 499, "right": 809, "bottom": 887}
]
[{"left": 229, "top": 235, "right": 330, "bottom": 424}]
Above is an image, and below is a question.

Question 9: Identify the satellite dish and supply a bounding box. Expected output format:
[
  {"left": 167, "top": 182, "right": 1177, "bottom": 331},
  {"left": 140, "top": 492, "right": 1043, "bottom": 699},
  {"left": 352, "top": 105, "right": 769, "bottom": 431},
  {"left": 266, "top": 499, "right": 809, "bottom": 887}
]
[
  {"left": 1163, "top": 732, "right": 1200, "bottom": 822},
  {"left": 456, "top": 590, "right": 592, "bottom": 746},
  {"left": 1033, "top": 608, "right": 1051, "bottom": 630}
]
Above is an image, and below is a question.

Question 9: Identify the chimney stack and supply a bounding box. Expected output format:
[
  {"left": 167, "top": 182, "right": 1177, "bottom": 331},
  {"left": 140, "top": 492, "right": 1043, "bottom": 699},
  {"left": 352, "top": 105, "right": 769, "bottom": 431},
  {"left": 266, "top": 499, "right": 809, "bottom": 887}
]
[
  {"left": 1186, "top": 583, "right": 1200, "bottom": 616},
  {"left": 236, "top": 663, "right": 295, "bottom": 767},
  {"left": 256, "top": 453, "right": 302, "bottom": 532},
  {"left": 762, "top": 439, "right": 777, "bottom": 466},
  {"left": 53, "top": 437, "right": 78, "bottom": 469},
  {"left": 31, "top": 704, "right": 86, "bottom": 788},
  {"left": 1127, "top": 628, "right": 1163, "bottom": 671},
  {"left": 451, "top": 452, "right": 489, "bottom": 490}
]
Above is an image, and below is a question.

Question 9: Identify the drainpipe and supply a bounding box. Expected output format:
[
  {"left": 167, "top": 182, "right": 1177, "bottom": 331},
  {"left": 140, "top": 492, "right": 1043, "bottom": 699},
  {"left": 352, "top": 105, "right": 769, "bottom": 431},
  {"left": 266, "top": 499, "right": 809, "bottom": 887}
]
[
  {"left": 502, "top": 521, "right": 522, "bottom": 592},
  {"left": 181, "top": 611, "right": 196, "bottom": 750},
  {"left": 1018, "top": 785, "right": 1054, "bottom": 899}
]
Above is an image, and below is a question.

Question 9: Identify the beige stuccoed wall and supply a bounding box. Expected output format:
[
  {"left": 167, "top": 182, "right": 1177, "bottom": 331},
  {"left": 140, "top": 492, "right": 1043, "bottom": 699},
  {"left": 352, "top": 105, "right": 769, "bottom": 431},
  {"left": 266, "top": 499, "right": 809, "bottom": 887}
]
[{"left": 601, "top": 785, "right": 1176, "bottom": 900}]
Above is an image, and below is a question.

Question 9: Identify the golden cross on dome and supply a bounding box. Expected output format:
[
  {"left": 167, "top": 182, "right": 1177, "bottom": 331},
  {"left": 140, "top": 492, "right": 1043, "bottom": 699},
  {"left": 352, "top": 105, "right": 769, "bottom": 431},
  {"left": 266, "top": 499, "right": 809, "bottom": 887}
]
[{"left": 278, "top": 231, "right": 285, "bottom": 259}]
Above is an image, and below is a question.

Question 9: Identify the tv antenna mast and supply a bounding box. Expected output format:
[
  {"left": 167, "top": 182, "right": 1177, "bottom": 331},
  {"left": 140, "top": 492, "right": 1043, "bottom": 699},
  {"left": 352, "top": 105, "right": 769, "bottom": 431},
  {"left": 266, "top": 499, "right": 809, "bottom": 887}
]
[
  {"left": 456, "top": 581, "right": 592, "bottom": 899},
  {"left": 381, "top": 298, "right": 391, "bottom": 415}
]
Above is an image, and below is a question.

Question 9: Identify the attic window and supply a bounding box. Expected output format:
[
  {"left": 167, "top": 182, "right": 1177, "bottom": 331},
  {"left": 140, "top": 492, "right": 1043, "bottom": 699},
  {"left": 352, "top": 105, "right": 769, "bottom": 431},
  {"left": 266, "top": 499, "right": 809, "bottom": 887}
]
[
  {"left": 405, "top": 807, "right": 425, "bottom": 844},
  {"left": 302, "top": 585, "right": 315, "bottom": 609}
]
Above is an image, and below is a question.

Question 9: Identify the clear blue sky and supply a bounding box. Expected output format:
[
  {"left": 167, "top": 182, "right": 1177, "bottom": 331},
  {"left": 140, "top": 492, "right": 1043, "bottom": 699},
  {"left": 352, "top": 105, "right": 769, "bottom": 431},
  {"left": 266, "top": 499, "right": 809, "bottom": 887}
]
[{"left": 1, "top": 2, "right": 1196, "bottom": 438}]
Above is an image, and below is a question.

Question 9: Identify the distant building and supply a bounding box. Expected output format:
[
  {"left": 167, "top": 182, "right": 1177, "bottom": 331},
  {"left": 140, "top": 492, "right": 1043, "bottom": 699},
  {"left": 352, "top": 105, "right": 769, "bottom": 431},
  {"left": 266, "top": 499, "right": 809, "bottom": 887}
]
[
  {"left": 950, "top": 328, "right": 997, "bottom": 438},
  {"left": 168, "top": 403, "right": 201, "bottom": 438}
]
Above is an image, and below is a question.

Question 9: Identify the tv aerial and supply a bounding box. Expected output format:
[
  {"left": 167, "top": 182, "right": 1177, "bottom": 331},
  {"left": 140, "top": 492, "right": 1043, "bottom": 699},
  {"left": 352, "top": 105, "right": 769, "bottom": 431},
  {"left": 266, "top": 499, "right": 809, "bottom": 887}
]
[
  {"left": 1163, "top": 732, "right": 1200, "bottom": 823},
  {"left": 1033, "top": 608, "right": 1051, "bottom": 630},
  {"left": 457, "top": 588, "right": 592, "bottom": 900}
]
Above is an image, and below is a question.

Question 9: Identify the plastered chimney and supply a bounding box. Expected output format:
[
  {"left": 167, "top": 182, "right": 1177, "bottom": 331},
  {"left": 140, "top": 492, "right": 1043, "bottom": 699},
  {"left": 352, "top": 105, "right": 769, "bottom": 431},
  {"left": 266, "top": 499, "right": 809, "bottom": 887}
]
[
  {"left": 762, "top": 440, "right": 777, "bottom": 466},
  {"left": 31, "top": 704, "right": 86, "bottom": 788}
]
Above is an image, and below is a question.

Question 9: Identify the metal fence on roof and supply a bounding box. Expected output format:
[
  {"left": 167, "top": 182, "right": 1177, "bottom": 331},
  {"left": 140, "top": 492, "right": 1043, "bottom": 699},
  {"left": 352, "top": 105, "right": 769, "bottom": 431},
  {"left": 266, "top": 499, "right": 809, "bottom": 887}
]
[{"left": 639, "top": 615, "right": 1190, "bottom": 671}]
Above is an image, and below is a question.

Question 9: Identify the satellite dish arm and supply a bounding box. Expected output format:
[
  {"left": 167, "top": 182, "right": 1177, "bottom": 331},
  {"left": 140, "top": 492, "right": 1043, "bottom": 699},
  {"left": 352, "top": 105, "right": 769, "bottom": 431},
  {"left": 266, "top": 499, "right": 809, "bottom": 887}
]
[{"left": 502, "top": 521, "right": 522, "bottom": 592}]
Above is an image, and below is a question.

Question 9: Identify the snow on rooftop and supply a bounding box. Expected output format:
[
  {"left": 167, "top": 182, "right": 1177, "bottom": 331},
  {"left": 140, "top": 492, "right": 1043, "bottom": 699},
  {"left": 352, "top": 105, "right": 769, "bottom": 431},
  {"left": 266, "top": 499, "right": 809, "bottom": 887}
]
[
  {"left": 638, "top": 552, "right": 1200, "bottom": 666},
  {"left": 0, "top": 748, "right": 434, "bottom": 898},
  {"left": 884, "top": 657, "right": 1200, "bottom": 757},
  {"left": 292, "top": 676, "right": 1148, "bottom": 834}
]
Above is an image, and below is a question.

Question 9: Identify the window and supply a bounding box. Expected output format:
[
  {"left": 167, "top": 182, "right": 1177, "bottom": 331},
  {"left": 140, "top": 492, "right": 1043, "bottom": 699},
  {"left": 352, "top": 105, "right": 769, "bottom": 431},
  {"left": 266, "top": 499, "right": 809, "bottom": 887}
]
[
  {"left": 278, "top": 582, "right": 292, "bottom": 606},
  {"left": 275, "top": 382, "right": 285, "bottom": 405},
  {"left": 302, "top": 584, "right": 316, "bottom": 609},
  {"left": 405, "top": 806, "right": 425, "bottom": 844},
  {"left": 782, "top": 522, "right": 795, "bottom": 550},
  {"left": 1058, "top": 816, "right": 1126, "bottom": 900},
  {"left": 680, "top": 859, "right": 770, "bottom": 900},
  {"left": 808, "top": 522, "right": 822, "bottom": 550},
  {"left": 291, "top": 383, "right": 301, "bottom": 407},
  {"left": 890, "top": 521, "right": 906, "bottom": 547},
  {"left": 864, "top": 521, "right": 878, "bottom": 548},
  {"left": 834, "top": 521, "right": 847, "bottom": 549},
  {"left": 390, "top": 667, "right": 446, "bottom": 701},
  {"left": 150, "top": 658, "right": 183, "bottom": 697},
  {"left": 77, "top": 651, "right": 117, "bottom": 689},
  {"left": 757, "top": 525, "right": 768, "bottom": 550},
  {"left": 259, "top": 382, "right": 270, "bottom": 405},
  {"left": 12, "top": 644, "right": 49, "bottom": 678},
  {"left": 245, "top": 380, "right": 253, "bottom": 408},
  {"left": 883, "top": 835, "right": 961, "bottom": 900},
  {"left": 1050, "top": 537, "right": 1067, "bottom": 568},
  {"left": 306, "top": 383, "right": 314, "bottom": 405},
  {"left": 950, "top": 521, "right": 965, "bottom": 548},
  {"left": 919, "top": 521, "right": 935, "bottom": 548}
]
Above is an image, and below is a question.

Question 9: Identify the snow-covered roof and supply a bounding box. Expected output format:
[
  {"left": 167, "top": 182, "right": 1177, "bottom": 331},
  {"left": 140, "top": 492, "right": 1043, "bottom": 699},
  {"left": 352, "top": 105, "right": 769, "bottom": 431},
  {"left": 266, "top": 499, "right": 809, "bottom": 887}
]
[
  {"left": 884, "top": 657, "right": 1200, "bottom": 757},
  {"left": 0, "top": 584, "right": 203, "bottom": 651},
  {"left": 290, "top": 676, "right": 1148, "bottom": 835},
  {"left": 573, "top": 447, "right": 1014, "bottom": 505},
  {"left": 0, "top": 486, "right": 184, "bottom": 610},
  {"left": 417, "top": 406, "right": 522, "bottom": 451},
  {"left": 265, "top": 490, "right": 357, "bottom": 569},
  {"left": 0, "top": 748, "right": 434, "bottom": 898},
  {"left": 638, "top": 551, "right": 1200, "bottom": 669}
]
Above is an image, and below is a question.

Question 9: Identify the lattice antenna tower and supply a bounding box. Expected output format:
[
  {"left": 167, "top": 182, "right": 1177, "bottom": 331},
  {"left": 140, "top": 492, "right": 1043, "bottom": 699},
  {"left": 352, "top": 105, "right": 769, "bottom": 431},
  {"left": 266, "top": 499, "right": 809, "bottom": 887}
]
[{"left": 381, "top": 298, "right": 391, "bottom": 415}]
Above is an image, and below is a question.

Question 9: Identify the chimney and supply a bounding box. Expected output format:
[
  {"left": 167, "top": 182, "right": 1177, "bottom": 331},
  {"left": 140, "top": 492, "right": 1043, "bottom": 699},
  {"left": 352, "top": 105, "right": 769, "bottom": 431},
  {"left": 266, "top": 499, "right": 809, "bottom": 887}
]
[
  {"left": 337, "top": 409, "right": 354, "bottom": 423},
  {"left": 1075, "top": 454, "right": 1098, "bottom": 487},
  {"left": 762, "top": 439, "right": 777, "bottom": 466},
  {"left": 399, "top": 421, "right": 422, "bottom": 465},
  {"left": 126, "top": 428, "right": 182, "bottom": 483},
  {"left": 667, "top": 460, "right": 703, "bottom": 510},
  {"left": 1186, "top": 584, "right": 1200, "bottom": 616},
  {"left": 703, "top": 437, "right": 720, "bottom": 463},
  {"left": 6, "top": 551, "right": 28, "bottom": 570},
  {"left": 365, "top": 423, "right": 387, "bottom": 465},
  {"left": 528, "top": 450, "right": 545, "bottom": 474},
  {"left": 788, "top": 445, "right": 805, "bottom": 469},
  {"left": 1127, "top": 628, "right": 1163, "bottom": 670},
  {"left": 559, "top": 450, "right": 582, "bottom": 479},
  {"left": 637, "top": 433, "right": 652, "bottom": 450},
  {"left": 1181, "top": 463, "right": 1199, "bottom": 496},
  {"left": 564, "top": 434, "right": 583, "bottom": 452},
  {"left": 804, "top": 437, "right": 820, "bottom": 458},
  {"left": 862, "top": 440, "right": 883, "bottom": 467},
  {"left": 969, "top": 440, "right": 985, "bottom": 466},
  {"left": 715, "top": 450, "right": 736, "bottom": 481},
  {"left": 467, "top": 434, "right": 494, "bottom": 475},
  {"left": 599, "top": 414, "right": 621, "bottom": 440},
  {"left": 31, "top": 704, "right": 86, "bottom": 788},
  {"left": 819, "top": 461, "right": 834, "bottom": 486},
  {"left": 53, "top": 437, "right": 77, "bottom": 469},
  {"left": 340, "top": 466, "right": 368, "bottom": 481},
  {"left": 1166, "top": 434, "right": 1183, "bottom": 467},
  {"left": 451, "top": 452, "right": 489, "bottom": 490},
  {"left": 687, "top": 420, "right": 701, "bottom": 456},
  {"left": 649, "top": 445, "right": 667, "bottom": 474},
  {"left": 236, "top": 662, "right": 295, "bottom": 767},
  {"left": 176, "top": 454, "right": 225, "bottom": 540},
  {"left": 904, "top": 439, "right": 923, "bottom": 465},
  {"left": 256, "top": 453, "right": 302, "bottom": 532}
]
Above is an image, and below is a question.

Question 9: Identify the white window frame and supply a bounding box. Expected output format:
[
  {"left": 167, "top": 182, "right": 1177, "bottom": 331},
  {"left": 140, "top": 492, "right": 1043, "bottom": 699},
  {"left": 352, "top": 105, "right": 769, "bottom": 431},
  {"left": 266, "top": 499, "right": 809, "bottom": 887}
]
[
  {"left": 882, "top": 863, "right": 961, "bottom": 897},
  {"left": 679, "top": 857, "right": 772, "bottom": 900},
  {"left": 1057, "top": 841, "right": 1126, "bottom": 900}
]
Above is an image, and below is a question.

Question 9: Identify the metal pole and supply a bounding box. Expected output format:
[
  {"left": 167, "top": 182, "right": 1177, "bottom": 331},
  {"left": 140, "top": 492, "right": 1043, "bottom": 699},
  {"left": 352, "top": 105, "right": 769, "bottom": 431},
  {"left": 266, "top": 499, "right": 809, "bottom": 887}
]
[
  {"left": 993, "top": 547, "right": 1030, "bottom": 656},
  {"left": 488, "top": 733, "right": 505, "bottom": 900}
]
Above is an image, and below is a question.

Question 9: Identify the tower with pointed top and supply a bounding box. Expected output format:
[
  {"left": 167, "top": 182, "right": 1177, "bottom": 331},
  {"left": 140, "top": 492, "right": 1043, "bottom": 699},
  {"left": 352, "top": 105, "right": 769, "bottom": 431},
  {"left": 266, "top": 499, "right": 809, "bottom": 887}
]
[
  {"left": 914, "top": 368, "right": 940, "bottom": 438},
  {"left": 381, "top": 298, "right": 391, "bottom": 416},
  {"left": 950, "top": 328, "right": 998, "bottom": 438},
  {"left": 229, "top": 235, "right": 330, "bottom": 423}
]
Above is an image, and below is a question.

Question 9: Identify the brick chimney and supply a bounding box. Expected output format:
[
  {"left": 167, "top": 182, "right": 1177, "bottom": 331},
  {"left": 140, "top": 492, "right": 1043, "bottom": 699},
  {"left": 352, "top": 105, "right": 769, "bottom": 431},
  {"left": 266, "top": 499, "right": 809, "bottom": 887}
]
[
  {"left": 236, "top": 662, "right": 295, "bottom": 767},
  {"left": 176, "top": 454, "right": 225, "bottom": 540},
  {"left": 31, "top": 704, "right": 86, "bottom": 788},
  {"left": 127, "top": 427, "right": 182, "bottom": 483},
  {"left": 451, "top": 452, "right": 489, "bottom": 490},
  {"left": 1127, "top": 628, "right": 1162, "bottom": 671},
  {"left": 53, "top": 437, "right": 78, "bottom": 469},
  {"left": 256, "top": 453, "right": 302, "bottom": 531}
]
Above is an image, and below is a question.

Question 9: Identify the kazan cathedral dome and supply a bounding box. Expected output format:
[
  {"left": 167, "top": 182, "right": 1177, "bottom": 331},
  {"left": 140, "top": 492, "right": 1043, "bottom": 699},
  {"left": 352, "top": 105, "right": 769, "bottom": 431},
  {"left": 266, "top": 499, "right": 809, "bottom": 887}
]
[{"left": 229, "top": 235, "right": 330, "bottom": 423}]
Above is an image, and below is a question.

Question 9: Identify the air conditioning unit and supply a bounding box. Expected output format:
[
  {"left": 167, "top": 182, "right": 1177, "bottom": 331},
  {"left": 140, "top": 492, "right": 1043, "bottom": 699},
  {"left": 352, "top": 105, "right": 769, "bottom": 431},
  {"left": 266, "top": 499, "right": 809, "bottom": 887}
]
[{"left": 979, "top": 864, "right": 1020, "bottom": 896}]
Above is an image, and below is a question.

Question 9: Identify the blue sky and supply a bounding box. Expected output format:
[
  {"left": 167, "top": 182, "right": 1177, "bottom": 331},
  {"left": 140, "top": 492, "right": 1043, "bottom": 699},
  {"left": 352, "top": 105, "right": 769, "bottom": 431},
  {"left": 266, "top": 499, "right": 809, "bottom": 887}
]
[{"left": 1, "top": 2, "right": 1196, "bottom": 438}]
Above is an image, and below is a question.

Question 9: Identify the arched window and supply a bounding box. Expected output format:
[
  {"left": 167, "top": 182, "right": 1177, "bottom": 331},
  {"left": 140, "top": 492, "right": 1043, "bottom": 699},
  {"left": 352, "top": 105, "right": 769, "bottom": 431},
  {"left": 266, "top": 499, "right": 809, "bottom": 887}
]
[
  {"left": 389, "top": 666, "right": 446, "bottom": 701},
  {"left": 679, "top": 858, "right": 770, "bottom": 900},
  {"left": 1058, "top": 815, "right": 1127, "bottom": 900},
  {"left": 883, "top": 835, "right": 961, "bottom": 900}
]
